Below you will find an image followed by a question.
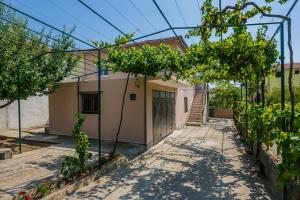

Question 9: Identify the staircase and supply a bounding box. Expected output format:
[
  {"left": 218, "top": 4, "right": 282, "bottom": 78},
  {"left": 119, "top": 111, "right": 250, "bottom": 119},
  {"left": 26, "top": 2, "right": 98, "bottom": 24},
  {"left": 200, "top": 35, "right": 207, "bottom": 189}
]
[{"left": 186, "top": 90, "right": 204, "bottom": 126}]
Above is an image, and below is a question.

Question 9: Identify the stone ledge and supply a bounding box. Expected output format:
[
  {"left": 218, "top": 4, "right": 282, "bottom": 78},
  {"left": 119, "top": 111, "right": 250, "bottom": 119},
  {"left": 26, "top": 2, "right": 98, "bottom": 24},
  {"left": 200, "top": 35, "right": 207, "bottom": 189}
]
[
  {"left": 41, "top": 156, "right": 127, "bottom": 200},
  {"left": 0, "top": 148, "right": 13, "bottom": 160},
  {"left": 259, "top": 144, "right": 300, "bottom": 200}
]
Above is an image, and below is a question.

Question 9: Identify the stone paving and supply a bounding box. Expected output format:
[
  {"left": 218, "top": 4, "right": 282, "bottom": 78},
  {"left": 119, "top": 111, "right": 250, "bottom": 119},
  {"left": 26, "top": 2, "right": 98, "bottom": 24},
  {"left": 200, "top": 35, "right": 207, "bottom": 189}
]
[
  {"left": 0, "top": 146, "right": 74, "bottom": 200},
  {"left": 0, "top": 132, "right": 144, "bottom": 200},
  {"left": 65, "top": 118, "right": 280, "bottom": 200}
]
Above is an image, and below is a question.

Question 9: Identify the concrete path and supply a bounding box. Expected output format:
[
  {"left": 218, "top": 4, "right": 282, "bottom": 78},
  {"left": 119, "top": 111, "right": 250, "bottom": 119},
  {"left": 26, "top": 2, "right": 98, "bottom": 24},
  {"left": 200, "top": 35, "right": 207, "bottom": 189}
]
[
  {"left": 65, "top": 118, "right": 280, "bottom": 200},
  {"left": 0, "top": 146, "right": 75, "bottom": 200},
  {"left": 0, "top": 129, "right": 145, "bottom": 159},
  {"left": 0, "top": 135, "right": 144, "bottom": 199}
]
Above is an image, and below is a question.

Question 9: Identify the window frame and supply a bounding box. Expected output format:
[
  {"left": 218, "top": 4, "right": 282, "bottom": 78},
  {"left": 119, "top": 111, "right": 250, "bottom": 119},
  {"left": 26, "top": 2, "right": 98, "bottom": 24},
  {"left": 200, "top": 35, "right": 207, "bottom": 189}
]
[{"left": 80, "top": 92, "right": 101, "bottom": 114}]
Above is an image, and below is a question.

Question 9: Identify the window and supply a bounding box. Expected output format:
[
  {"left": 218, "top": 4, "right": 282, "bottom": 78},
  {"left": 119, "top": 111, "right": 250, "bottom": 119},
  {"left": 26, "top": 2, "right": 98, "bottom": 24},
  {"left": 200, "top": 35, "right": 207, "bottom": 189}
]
[
  {"left": 130, "top": 93, "right": 136, "bottom": 101},
  {"left": 97, "top": 67, "right": 109, "bottom": 76},
  {"left": 81, "top": 93, "right": 100, "bottom": 114},
  {"left": 184, "top": 97, "right": 188, "bottom": 113},
  {"left": 295, "top": 70, "right": 299, "bottom": 75},
  {"left": 100, "top": 69, "right": 109, "bottom": 76}
]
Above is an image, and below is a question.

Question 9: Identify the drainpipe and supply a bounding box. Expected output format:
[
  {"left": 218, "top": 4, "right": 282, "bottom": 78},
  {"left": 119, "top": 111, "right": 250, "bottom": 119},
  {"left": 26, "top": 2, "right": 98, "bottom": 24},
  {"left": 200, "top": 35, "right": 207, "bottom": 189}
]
[
  {"left": 280, "top": 22, "right": 285, "bottom": 131},
  {"left": 77, "top": 77, "right": 80, "bottom": 112},
  {"left": 97, "top": 49, "right": 101, "bottom": 169},
  {"left": 144, "top": 76, "right": 147, "bottom": 147}
]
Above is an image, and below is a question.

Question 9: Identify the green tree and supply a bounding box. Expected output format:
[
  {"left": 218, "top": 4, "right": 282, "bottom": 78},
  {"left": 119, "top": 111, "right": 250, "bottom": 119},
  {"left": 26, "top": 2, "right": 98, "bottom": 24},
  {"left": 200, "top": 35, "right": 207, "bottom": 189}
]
[
  {"left": 209, "top": 83, "right": 240, "bottom": 109},
  {"left": 0, "top": 5, "right": 78, "bottom": 109}
]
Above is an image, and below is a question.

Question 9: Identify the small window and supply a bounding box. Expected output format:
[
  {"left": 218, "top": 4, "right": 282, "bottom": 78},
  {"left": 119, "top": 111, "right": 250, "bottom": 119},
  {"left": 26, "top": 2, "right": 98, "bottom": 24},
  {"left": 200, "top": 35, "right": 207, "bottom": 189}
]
[
  {"left": 130, "top": 93, "right": 136, "bottom": 101},
  {"left": 184, "top": 97, "right": 188, "bottom": 113},
  {"left": 81, "top": 93, "right": 99, "bottom": 114},
  {"left": 98, "top": 68, "right": 109, "bottom": 76},
  {"left": 295, "top": 70, "right": 299, "bottom": 75},
  {"left": 102, "top": 69, "right": 109, "bottom": 76},
  {"left": 275, "top": 71, "right": 281, "bottom": 77}
]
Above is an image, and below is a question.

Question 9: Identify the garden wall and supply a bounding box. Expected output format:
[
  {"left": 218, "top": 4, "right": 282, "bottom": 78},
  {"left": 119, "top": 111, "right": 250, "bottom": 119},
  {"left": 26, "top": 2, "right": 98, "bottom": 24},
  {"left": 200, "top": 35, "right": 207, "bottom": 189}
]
[
  {"left": 0, "top": 96, "right": 49, "bottom": 131},
  {"left": 209, "top": 108, "right": 233, "bottom": 119}
]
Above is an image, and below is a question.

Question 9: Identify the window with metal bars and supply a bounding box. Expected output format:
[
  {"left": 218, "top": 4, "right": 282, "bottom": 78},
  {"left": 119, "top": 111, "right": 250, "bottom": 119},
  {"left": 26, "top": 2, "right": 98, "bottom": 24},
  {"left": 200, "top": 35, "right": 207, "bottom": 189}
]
[{"left": 81, "top": 93, "right": 100, "bottom": 114}]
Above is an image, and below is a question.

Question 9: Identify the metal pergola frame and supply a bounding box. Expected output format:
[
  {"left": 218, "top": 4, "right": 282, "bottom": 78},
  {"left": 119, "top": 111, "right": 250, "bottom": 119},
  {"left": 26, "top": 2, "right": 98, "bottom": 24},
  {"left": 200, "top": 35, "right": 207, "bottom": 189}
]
[{"left": 0, "top": 0, "right": 298, "bottom": 171}]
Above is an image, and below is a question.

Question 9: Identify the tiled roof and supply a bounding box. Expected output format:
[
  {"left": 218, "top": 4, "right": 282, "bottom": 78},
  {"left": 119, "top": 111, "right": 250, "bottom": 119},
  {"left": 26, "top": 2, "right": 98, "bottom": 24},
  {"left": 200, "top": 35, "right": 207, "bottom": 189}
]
[
  {"left": 274, "top": 63, "right": 300, "bottom": 70},
  {"left": 284, "top": 63, "right": 300, "bottom": 69}
]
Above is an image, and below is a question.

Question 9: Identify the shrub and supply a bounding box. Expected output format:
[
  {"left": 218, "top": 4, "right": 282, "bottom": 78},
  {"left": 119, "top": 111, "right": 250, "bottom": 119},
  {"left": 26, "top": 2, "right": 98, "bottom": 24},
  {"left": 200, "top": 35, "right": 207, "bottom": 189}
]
[
  {"left": 37, "top": 182, "right": 50, "bottom": 197},
  {"left": 61, "top": 113, "right": 92, "bottom": 179}
]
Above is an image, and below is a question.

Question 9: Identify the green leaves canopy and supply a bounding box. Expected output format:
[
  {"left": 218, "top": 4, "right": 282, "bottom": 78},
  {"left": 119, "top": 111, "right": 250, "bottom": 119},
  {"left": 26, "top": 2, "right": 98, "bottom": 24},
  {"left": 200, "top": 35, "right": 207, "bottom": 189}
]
[
  {"left": 184, "top": 28, "right": 278, "bottom": 83},
  {"left": 93, "top": 35, "right": 186, "bottom": 80},
  {"left": 0, "top": 5, "right": 78, "bottom": 107}
]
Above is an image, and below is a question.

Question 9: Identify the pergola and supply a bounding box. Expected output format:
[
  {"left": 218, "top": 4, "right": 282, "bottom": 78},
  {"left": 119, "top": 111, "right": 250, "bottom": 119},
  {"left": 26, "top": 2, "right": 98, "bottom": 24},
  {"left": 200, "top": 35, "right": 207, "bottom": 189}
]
[{"left": 0, "top": 0, "right": 298, "bottom": 169}]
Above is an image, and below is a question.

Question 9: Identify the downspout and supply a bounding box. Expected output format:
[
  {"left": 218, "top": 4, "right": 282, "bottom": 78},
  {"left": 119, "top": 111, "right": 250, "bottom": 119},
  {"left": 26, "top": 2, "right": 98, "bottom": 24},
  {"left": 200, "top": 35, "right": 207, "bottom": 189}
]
[{"left": 144, "top": 76, "right": 147, "bottom": 146}]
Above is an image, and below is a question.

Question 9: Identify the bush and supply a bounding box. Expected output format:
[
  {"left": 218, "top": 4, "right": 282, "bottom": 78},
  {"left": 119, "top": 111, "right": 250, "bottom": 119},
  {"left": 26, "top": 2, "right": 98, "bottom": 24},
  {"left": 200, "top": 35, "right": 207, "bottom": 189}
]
[
  {"left": 61, "top": 113, "right": 92, "bottom": 179},
  {"left": 235, "top": 102, "right": 300, "bottom": 188}
]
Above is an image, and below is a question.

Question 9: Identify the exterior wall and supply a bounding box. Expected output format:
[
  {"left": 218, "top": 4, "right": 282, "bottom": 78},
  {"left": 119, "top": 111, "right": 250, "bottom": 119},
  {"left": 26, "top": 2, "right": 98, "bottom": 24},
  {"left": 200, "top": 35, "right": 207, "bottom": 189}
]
[
  {"left": 146, "top": 81, "right": 194, "bottom": 146},
  {"left": 49, "top": 77, "right": 145, "bottom": 144},
  {"left": 175, "top": 88, "right": 194, "bottom": 129},
  {"left": 267, "top": 69, "right": 300, "bottom": 91},
  {"left": 0, "top": 96, "right": 49, "bottom": 131}
]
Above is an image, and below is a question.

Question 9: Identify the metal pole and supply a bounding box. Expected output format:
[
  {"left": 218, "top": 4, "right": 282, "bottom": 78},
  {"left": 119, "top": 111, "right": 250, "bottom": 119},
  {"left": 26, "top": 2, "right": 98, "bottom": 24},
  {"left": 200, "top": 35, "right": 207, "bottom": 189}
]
[
  {"left": 240, "top": 84, "right": 243, "bottom": 102},
  {"left": 144, "top": 76, "right": 147, "bottom": 146},
  {"left": 17, "top": 66, "right": 22, "bottom": 154},
  {"left": 219, "top": 0, "right": 223, "bottom": 41},
  {"left": 280, "top": 22, "right": 285, "bottom": 131},
  {"left": 77, "top": 77, "right": 80, "bottom": 112},
  {"left": 245, "top": 81, "right": 248, "bottom": 138},
  {"left": 98, "top": 49, "right": 102, "bottom": 169},
  {"left": 256, "top": 73, "right": 260, "bottom": 104}
]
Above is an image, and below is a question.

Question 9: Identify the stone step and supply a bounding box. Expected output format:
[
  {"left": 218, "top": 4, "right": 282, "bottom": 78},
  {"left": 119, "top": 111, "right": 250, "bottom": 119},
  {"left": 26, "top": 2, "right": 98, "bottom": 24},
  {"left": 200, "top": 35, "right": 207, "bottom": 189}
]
[
  {"left": 188, "top": 119, "right": 202, "bottom": 122},
  {"left": 189, "top": 114, "right": 202, "bottom": 117},
  {"left": 190, "top": 111, "right": 203, "bottom": 114},
  {"left": 0, "top": 148, "right": 13, "bottom": 160},
  {"left": 186, "top": 122, "right": 202, "bottom": 126},
  {"left": 189, "top": 116, "right": 202, "bottom": 120}
]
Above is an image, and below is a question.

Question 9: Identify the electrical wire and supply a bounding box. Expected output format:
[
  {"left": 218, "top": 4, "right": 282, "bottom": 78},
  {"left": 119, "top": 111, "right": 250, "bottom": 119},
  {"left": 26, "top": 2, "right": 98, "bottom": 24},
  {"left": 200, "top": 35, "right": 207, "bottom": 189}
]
[
  {"left": 48, "top": 0, "right": 113, "bottom": 42},
  {"left": 0, "top": 18, "right": 99, "bottom": 74},
  {"left": 0, "top": 4, "right": 111, "bottom": 66},
  {"left": 128, "top": 0, "right": 162, "bottom": 38},
  {"left": 174, "top": 0, "right": 194, "bottom": 43},
  {"left": 174, "top": 0, "right": 188, "bottom": 27},
  {"left": 196, "top": 0, "right": 202, "bottom": 18},
  {"left": 14, "top": 0, "right": 95, "bottom": 44},
  {"left": 103, "top": 0, "right": 144, "bottom": 35},
  {"left": 0, "top": 17, "right": 99, "bottom": 73}
]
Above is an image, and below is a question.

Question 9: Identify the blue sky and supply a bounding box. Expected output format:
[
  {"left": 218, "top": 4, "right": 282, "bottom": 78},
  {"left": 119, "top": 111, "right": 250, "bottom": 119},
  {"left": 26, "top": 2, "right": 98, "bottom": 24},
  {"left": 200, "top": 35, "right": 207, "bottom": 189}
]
[{"left": 2, "top": 0, "right": 300, "bottom": 62}]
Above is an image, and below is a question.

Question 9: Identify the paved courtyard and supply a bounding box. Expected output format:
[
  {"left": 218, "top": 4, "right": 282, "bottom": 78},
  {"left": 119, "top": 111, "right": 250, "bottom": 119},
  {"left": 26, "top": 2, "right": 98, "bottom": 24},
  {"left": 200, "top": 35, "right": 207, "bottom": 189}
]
[
  {"left": 0, "top": 131, "right": 144, "bottom": 200},
  {"left": 65, "top": 118, "right": 280, "bottom": 200}
]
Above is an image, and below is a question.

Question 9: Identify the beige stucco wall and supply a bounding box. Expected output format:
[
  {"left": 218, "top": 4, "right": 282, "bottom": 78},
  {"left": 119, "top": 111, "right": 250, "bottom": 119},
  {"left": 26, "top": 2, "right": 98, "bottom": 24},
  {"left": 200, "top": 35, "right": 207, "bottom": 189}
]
[
  {"left": 145, "top": 81, "right": 194, "bottom": 146},
  {"left": 49, "top": 77, "right": 145, "bottom": 144},
  {"left": 176, "top": 88, "right": 194, "bottom": 129},
  {"left": 49, "top": 77, "right": 194, "bottom": 146}
]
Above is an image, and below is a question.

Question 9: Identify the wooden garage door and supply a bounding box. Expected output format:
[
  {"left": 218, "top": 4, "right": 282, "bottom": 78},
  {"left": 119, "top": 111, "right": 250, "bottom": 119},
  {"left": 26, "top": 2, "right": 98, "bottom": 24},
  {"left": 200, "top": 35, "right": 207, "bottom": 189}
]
[{"left": 153, "top": 90, "right": 175, "bottom": 144}]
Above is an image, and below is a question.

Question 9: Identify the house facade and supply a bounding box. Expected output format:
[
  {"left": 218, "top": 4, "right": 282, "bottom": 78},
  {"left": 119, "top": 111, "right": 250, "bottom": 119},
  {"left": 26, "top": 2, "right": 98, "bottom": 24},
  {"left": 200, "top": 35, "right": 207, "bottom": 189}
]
[
  {"left": 48, "top": 37, "right": 205, "bottom": 147},
  {"left": 267, "top": 63, "right": 300, "bottom": 92}
]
